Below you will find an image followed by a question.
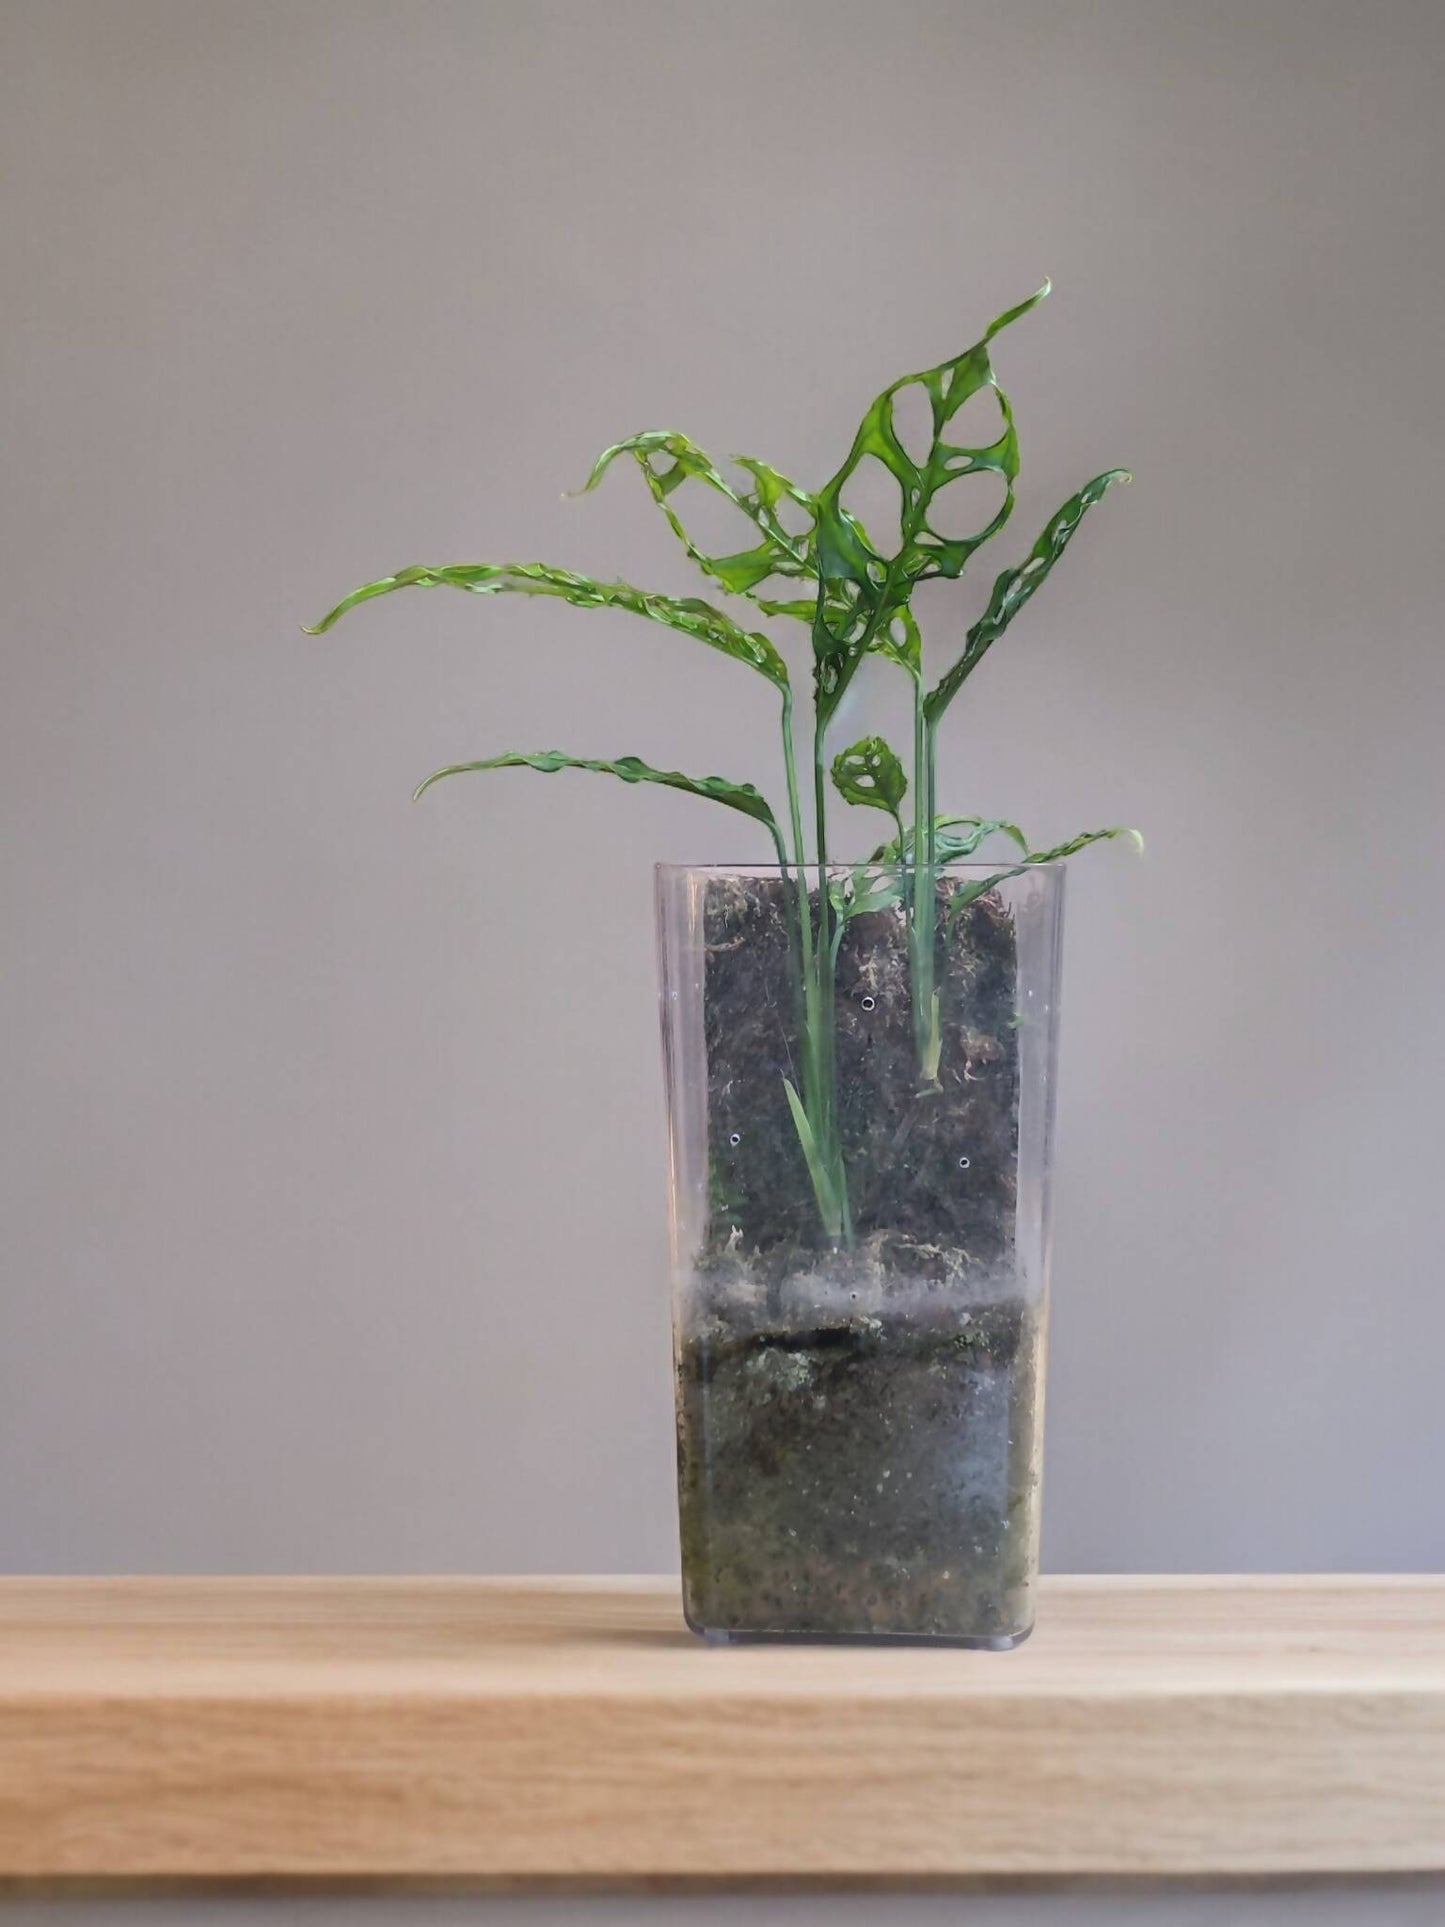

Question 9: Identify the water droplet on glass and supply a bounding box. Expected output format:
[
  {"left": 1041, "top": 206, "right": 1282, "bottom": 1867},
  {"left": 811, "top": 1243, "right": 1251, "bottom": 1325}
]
[
  {"left": 860, "top": 994, "right": 876, "bottom": 1012},
  {"left": 958, "top": 1155, "right": 971, "bottom": 1170},
  {"left": 728, "top": 1131, "right": 742, "bottom": 1146}
]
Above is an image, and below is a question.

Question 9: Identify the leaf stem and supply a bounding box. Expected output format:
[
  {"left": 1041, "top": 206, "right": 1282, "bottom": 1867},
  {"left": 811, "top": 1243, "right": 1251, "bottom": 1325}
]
[
  {"left": 908, "top": 679, "right": 942, "bottom": 1087},
  {"left": 781, "top": 684, "right": 817, "bottom": 1041},
  {"left": 809, "top": 707, "right": 852, "bottom": 1244},
  {"left": 769, "top": 691, "right": 850, "bottom": 1244},
  {"left": 781, "top": 688, "right": 810, "bottom": 877}
]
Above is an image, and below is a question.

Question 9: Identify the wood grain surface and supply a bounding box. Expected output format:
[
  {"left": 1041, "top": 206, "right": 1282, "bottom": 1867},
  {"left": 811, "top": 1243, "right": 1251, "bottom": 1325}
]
[{"left": 0, "top": 1574, "right": 1441, "bottom": 1883}]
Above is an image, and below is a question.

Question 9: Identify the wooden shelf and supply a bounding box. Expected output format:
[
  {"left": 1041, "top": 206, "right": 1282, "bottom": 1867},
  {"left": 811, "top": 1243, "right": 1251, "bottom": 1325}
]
[{"left": 0, "top": 1575, "right": 1442, "bottom": 1884}]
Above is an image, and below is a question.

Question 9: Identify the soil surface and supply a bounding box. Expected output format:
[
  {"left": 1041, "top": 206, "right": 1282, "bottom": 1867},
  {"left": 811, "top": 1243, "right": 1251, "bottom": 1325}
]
[{"left": 674, "top": 873, "right": 1042, "bottom": 1642}]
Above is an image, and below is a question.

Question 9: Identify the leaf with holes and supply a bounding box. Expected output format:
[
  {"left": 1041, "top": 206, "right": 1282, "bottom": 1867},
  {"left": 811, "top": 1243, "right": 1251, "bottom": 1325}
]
[
  {"left": 306, "top": 280, "right": 1137, "bottom": 1248},
  {"left": 872, "top": 604, "right": 923, "bottom": 676},
  {"left": 810, "top": 283, "right": 1050, "bottom": 722},
  {"left": 830, "top": 736, "right": 908, "bottom": 827},
  {"left": 306, "top": 560, "right": 789, "bottom": 691},
  {"left": 411, "top": 749, "right": 789, "bottom": 864},
  {"left": 574, "top": 431, "right": 816, "bottom": 607},
  {"left": 926, "top": 469, "right": 1130, "bottom": 722}
]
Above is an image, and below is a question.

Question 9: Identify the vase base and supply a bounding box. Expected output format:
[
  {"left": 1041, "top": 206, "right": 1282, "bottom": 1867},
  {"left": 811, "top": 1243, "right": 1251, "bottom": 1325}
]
[{"left": 687, "top": 1613, "right": 1034, "bottom": 1652}]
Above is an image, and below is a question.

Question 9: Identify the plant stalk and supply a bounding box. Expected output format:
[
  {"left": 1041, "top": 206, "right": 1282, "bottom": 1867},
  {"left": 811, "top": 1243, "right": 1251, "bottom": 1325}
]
[
  {"left": 777, "top": 690, "right": 851, "bottom": 1245},
  {"left": 909, "top": 680, "right": 942, "bottom": 1087},
  {"left": 809, "top": 708, "right": 852, "bottom": 1243}
]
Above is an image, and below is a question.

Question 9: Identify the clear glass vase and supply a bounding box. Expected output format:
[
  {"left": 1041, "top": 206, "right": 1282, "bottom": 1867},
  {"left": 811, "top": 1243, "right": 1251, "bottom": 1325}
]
[{"left": 656, "top": 862, "right": 1064, "bottom": 1646}]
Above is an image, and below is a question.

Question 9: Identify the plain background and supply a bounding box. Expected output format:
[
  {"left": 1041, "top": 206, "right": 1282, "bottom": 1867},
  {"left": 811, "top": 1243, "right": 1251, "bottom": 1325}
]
[{"left": 2, "top": 1, "right": 1443, "bottom": 1921}]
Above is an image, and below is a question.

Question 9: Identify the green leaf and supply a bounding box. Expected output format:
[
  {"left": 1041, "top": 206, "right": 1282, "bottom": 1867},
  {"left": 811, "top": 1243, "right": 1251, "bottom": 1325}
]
[
  {"left": 870, "top": 815, "right": 1030, "bottom": 863},
  {"left": 810, "top": 283, "right": 1051, "bottom": 723},
  {"left": 935, "top": 817, "right": 1031, "bottom": 862},
  {"left": 306, "top": 560, "right": 789, "bottom": 691},
  {"left": 753, "top": 595, "right": 817, "bottom": 622},
  {"left": 926, "top": 469, "right": 1130, "bottom": 723},
  {"left": 782, "top": 1076, "right": 843, "bottom": 1239},
  {"left": 828, "top": 863, "right": 908, "bottom": 974},
  {"left": 871, "top": 604, "right": 922, "bottom": 675},
  {"left": 944, "top": 825, "right": 1143, "bottom": 922},
  {"left": 412, "top": 749, "right": 789, "bottom": 864},
  {"left": 574, "top": 431, "right": 816, "bottom": 606},
  {"left": 577, "top": 430, "right": 931, "bottom": 667},
  {"left": 760, "top": 587, "right": 918, "bottom": 672},
  {"left": 828, "top": 864, "right": 907, "bottom": 924},
  {"left": 830, "top": 736, "right": 908, "bottom": 820},
  {"left": 850, "top": 871, "right": 907, "bottom": 915},
  {"left": 1030, "top": 824, "right": 1144, "bottom": 863}
]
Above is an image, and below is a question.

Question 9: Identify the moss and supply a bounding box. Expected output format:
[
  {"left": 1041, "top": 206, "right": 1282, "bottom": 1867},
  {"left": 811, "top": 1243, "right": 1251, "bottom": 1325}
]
[{"left": 677, "top": 1305, "right": 1041, "bottom": 1642}]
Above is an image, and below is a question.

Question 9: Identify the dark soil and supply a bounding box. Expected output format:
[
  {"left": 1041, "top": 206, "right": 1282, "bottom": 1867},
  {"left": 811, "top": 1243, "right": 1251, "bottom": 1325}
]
[
  {"left": 700, "top": 873, "right": 1020, "bottom": 1272},
  {"left": 675, "top": 873, "right": 1042, "bottom": 1643}
]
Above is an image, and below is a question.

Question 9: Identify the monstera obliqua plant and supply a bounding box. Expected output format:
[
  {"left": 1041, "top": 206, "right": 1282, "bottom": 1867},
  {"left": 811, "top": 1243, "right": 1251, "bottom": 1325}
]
[
  {"left": 309, "top": 280, "right": 1131, "bottom": 1242},
  {"left": 312, "top": 282, "right": 1136, "bottom": 1645}
]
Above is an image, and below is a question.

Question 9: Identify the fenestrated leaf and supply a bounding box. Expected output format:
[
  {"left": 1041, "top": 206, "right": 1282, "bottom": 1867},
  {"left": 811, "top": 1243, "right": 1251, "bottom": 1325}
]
[
  {"left": 574, "top": 431, "right": 816, "bottom": 606},
  {"left": 305, "top": 560, "right": 789, "bottom": 691},
  {"left": 870, "top": 605, "right": 923, "bottom": 676},
  {"left": 577, "top": 430, "right": 935, "bottom": 669},
  {"left": 758, "top": 586, "right": 921, "bottom": 674},
  {"left": 945, "top": 825, "right": 1143, "bottom": 922},
  {"left": 732, "top": 454, "right": 816, "bottom": 529},
  {"left": 810, "top": 283, "right": 1050, "bottom": 723},
  {"left": 410, "top": 748, "right": 789, "bottom": 865},
  {"left": 830, "top": 736, "right": 908, "bottom": 824},
  {"left": 870, "top": 815, "right": 1031, "bottom": 864},
  {"left": 926, "top": 469, "right": 1130, "bottom": 723}
]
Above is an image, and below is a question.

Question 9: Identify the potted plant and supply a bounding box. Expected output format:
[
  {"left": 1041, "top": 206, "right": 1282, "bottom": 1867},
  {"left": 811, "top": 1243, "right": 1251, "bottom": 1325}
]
[{"left": 310, "top": 280, "right": 1136, "bottom": 1646}]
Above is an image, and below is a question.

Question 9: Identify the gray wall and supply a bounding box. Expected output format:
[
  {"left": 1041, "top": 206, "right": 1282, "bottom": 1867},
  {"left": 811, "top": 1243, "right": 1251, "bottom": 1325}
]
[{"left": 3, "top": 0, "right": 1444, "bottom": 1920}]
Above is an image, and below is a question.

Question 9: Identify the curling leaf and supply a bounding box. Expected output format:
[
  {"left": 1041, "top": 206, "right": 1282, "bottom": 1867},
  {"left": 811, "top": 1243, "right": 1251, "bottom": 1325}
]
[
  {"left": 934, "top": 817, "right": 1030, "bottom": 861},
  {"left": 752, "top": 595, "right": 817, "bottom": 621},
  {"left": 579, "top": 432, "right": 929, "bottom": 668},
  {"left": 945, "top": 825, "right": 1143, "bottom": 921},
  {"left": 828, "top": 864, "right": 908, "bottom": 928},
  {"left": 827, "top": 860, "right": 911, "bottom": 976},
  {"left": 575, "top": 431, "right": 816, "bottom": 605},
  {"left": 306, "top": 561, "right": 789, "bottom": 691},
  {"left": 926, "top": 469, "right": 1130, "bottom": 723},
  {"left": 870, "top": 816, "right": 1031, "bottom": 864},
  {"left": 412, "top": 749, "right": 789, "bottom": 865},
  {"left": 1031, "top": 824, "right": 1144, "bottom": 863},
  {"left": 811, "top": 283, "right": 1050, "bottom": 723},
  {"left": 830, "top": 735, "right": 908, "bottom": 826}
]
